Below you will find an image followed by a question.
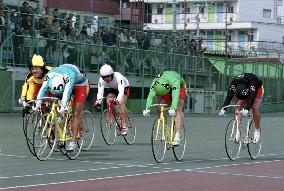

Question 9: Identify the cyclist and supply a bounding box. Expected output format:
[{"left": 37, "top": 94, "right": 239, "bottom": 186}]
[
  {"left": 93, "top": 64, "right": 130, "bottom": 135},
  {"left": 18, "top": 54, "right": 52, "bottom": 114},
  {"left": 143, "top": 71, "right": 187, "bottom": 146},
  {"left": 36, "top": 64, "right": 90, "bottom": 151},
  {"left": 219, "top": 73, "right": 263, "bottom": 143}
]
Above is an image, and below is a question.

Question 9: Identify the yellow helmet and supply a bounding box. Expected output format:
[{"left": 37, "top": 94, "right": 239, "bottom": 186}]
[{"left": 31, "top": 54, "right": 45, "bottom": 67}]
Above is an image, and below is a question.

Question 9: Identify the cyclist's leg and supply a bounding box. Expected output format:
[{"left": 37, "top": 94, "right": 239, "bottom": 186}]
[
  {"left": 251, "top": 99, "right": 261, "bottom": 129},
  {"left": 119, "top": 86, "right": 130, "bottom": 132},
  {"left": 106, "top": 92, "right": 117, "bottom": 114},
  {"left": 68, "top": 83, "right": 89, "bottom": 150},
  {"left": 119, "top": 96, "right": 128, "bottom": 130},
  {"left": 251, "top": 86, "right": 263, "bottom": 130},
  {"left": 173, "top": 87, "right": 186, "bottom": 145},
  {"left": 235, "top": 99, "right": 246, "bottom": 125}
]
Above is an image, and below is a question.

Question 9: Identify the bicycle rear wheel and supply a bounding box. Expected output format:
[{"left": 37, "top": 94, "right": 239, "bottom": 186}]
[
  {"left": 33, "top": 113, "right": 57, "bottom": 161},
  {"left": 173, "top": 124, "right": 186, "bottom": 161},
  {"left": 65, "top": 131, "right": 84, "bottom": 160},
  {"left": 151, "top": 118, "right": 166, "bottom": 163},
  {"left": 81, "top": 110, "right": 95, "bottom": 151},
  {"left": 248, "top": 121, "right": 262, "bottom": 159},
  {"left": 100, "top": 109, "right": 117, "bottom": 145},
  {"left": 123, "top": 111, "right": 136, "bottom": 145},
  {"left": 225, "top": 119, "right": 241, "bottom": 161}
]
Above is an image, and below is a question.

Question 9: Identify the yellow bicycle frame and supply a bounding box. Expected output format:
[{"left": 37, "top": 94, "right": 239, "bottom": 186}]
[
  {"left": 156, "top": 105, "right": 175, "bottom": 145},
  {"left": 44, "top": 100, "right": 71, "bottom": 142}
]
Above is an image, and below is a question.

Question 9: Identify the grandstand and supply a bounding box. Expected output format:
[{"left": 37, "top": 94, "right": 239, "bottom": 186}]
[{"left": 0, "top": 0, "right": 283, "bottom": 113}]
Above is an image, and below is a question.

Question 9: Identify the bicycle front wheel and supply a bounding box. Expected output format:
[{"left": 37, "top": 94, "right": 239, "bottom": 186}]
[
  {"left": 81, "top": 110, "right": 96, "bottom": 151},
  {"left": 225, "top": 119, "right": 241, "bottom": 161},
  {"left": 100, "top": 109, "right": 117, "bottom": 145},
  {"left": 173, "top": 124, "right": 186, "bottom": 161},
  {"left": 23, "top": 111, "right": 41, "bottom": 156},
  {"left": 151, "top": 118, "right": 166, "bottom": 163},
  {"left": 33, "top": 113, "right": 57, "bottom": 161},
  {"left": 123, "top": 111, "right": 136, "bottom": 145},
  {"left": 248, "top": 121, "right": 262, "bottom": 159}
]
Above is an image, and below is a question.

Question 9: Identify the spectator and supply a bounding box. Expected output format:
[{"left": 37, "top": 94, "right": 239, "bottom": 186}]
[
  {"left": 196, "top": 39, "right": 206, "bottom": 56},
  {"left": 13, "top": 23, "right": 24, "bottom": 65},
  {"left": 0, "top": 5, "right": 5, "bottom": 43},
  {"left": 20, "top": 1, "right": 33, "bottom": 18},
  {"left": 188, "top": 39, "right": 196, "bottom": 56}
]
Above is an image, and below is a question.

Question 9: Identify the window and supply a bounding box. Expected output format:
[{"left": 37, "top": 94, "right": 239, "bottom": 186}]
[
  {"left": 263, "top": 9, "right": 272, "bottom": 18},
  {"left": 226, "top": 34, "right": 232, "bottom": 42},
  {"left": 228, "top": 6, "right": 234, "bottom": 13},
  {"left": 157, "top": 8, "right": 163, "bottom": 15},
  {"left": 248, "top": 34, "right": 254, "bottom": 42}
]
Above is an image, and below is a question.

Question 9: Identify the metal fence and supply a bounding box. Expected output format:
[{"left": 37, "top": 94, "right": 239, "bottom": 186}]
[{"left": 1, "top": 33, "right": 283, "bottom": 113}]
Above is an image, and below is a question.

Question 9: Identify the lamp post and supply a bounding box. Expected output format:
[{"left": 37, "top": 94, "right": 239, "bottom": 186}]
[
  {"left": 173, "top": 0, "right": 177, "bottom": 32},
  {"left": 225, "top": 0, "right": 228, "bottom": 57}
]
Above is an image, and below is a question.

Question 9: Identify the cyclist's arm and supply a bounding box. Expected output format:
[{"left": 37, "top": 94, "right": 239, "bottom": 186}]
[
  {"left": 20, "top": 73, "right": 33, "bottom": 100},
  {"left": 96, "top": 78, "right": 105, "bottom": 102},
  {"left": 61, "top": 74, "right": 75, "bottom": 108},
  {"left": 146, "top": 89, "right": 157, "bottom": 109},
  {"left": 170, "top": 80, "right": 182, "bottom": 110},
  {"left": 117, "top": 78, "right": 126, "bottom": 103},
  {"left": 20, "top": 81, "right": 28, "bottom": 100},
  {"left": 223, "top": 88, "right": 235, "bottom": 109},
  {"left": 36, "top": 77, "right": 49, "bottom": 100}
]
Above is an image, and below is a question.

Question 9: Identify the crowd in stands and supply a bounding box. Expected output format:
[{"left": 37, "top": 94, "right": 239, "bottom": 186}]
[{"left": 0, "top": 1, "right": 206, "bottom": 69}]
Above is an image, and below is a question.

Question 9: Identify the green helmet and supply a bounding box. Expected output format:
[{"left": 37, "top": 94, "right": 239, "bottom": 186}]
[{"left": 153, "top": 78, "right": 171, "bottom": 96}]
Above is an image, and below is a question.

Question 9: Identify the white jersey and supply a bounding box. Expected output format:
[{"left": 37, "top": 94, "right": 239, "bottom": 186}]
[{"left": 97, "top": 72, "right": 130, "bottom": 103}]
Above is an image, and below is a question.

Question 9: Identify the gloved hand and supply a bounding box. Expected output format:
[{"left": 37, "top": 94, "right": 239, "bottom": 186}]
[
  {"left": 58, "top": 105, "right": 68, "bottom": 116},
  {"left": 93, "top": 100, "right": 101, "bottom": 110},
  {"left": 18, "top": 97, "right": 26, "bottom": 106},
  {"left": 218, "top": 109, "right": 226, "bottom": 116},
  {"left": 168, "top": 109, "right": 176, "bottom": 117},
  {"left": 240, "top": 108, "right": 249, "bottom": 116},
  {"left": 113, "top": 99, "right": 120, "bottom": 106},
  {"left": 33, "top": 100, "right": 42, "bottom": 111},
  {"left": 143, "top": 109, "right": 150, "bottom": 117}
]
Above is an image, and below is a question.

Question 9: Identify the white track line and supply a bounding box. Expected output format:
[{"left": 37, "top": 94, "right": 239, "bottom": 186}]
[{"left": 0, "top": 169, "right": 182, "bottom": 190}]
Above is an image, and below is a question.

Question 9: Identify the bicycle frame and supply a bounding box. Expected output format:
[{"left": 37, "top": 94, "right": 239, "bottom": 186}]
[
  {"left": 223, "top": 104, "right": 261, "bottom": 160},
  {"left": 223, "top": 105, "right": 252, "bottom": 144},
  {"left": 38, "top": 97, "right": 72, "bottom": 145},
  {"left": 155, "top": 105, "right": 175, "bottom": 145},
  {"left": 148, "top": 104, "right": 175, "bottom": 145}
]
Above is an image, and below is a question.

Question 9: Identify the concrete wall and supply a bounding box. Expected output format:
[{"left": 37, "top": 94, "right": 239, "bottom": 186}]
[{"left": 239, "top": 0, "right": 276, "bottom": 23}]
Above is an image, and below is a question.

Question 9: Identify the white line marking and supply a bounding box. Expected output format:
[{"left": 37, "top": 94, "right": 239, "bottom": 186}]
[
  {"left": 185, "top": 169, "right": 284, "bottom": 179},
  {"left": 0, "top": 169, "right": 182, "bottom": 190}
]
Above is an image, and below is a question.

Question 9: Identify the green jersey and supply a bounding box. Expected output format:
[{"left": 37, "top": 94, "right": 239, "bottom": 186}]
[{"left": 146, "top": 71, "right": 186, "bottom": 110}]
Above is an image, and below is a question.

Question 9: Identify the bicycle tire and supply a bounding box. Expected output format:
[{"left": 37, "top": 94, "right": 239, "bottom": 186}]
[
  {"left": 23, "top": 111, "right": 41, "bottom": 156},
  {"left": 173, "top": 124, "right": 186, "bottom": 161},
  {"left": 65, "top": 129, "right": 84, "bottom": 160},
  {"left": 123, "top": 111, "right": 136, "bottom": 145},
  {"left": 100, "top": 109, "right": 117, "bottom": 145},
  {"left": 80, "top": 110, "right": 95, "bottom": 151},
  {"left": 248, "top": 121, "right": 262, "bottom": 159},
  {"left": 32, "top": 113, "right": 57, "bottom": 161},
  {"left": 151, "top": 118, "right": 166, "bottom": 163},
  {"left": 225, "top": 119, "right": 241, "bottom": 161}
]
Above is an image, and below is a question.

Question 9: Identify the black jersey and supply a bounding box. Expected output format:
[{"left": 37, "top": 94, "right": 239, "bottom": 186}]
[{"left": 223, "top": 73, "right": 262, "bottom": 110}]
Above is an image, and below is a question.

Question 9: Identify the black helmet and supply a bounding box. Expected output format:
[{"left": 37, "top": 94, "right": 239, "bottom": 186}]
[{"left": 236, "top": 83, "right": 249, "bottom": 99}]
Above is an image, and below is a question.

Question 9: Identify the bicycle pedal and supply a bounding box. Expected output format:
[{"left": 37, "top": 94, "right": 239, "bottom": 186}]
[{"left": 57, "top": 141, "right": 65, "bottom": 148}]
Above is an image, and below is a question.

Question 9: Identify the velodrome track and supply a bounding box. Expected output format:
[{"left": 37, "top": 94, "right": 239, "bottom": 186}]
[{"left": 1, "top": 112, "right": 284, "bottom": 191}]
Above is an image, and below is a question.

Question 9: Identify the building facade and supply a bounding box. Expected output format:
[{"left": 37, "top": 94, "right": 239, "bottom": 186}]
[{"left": 139, "top": 0, "right": 284, "bottom": 53}]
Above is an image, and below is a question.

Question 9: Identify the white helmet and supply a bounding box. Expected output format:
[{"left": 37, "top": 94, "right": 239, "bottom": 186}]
[
  {"left": 48, "top": 75, "right": 65, "bottom": 95},
  {"left": 100, "top": 64, "right": 113, "bottom": 77}
]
